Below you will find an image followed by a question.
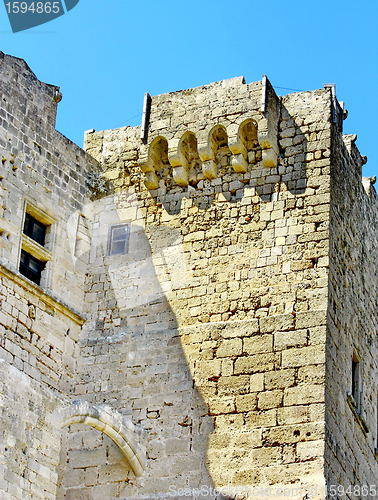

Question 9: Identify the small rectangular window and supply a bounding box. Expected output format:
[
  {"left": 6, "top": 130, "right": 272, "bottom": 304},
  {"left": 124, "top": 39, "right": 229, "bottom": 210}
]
[
  {"left": 19, "top": 249, "right": 45, "bottom": 285},
  {"left": 19, "top": 204, "right": 54, "bottom": 286},
  {"left": 107, "top": 224, "right": 130, "bottom": 256},
  {"left": 23, "top": 213, "right": 46, "bottom": 246},
  {"left": 352, "top": 359, "right": 359, "bottom": 402}
]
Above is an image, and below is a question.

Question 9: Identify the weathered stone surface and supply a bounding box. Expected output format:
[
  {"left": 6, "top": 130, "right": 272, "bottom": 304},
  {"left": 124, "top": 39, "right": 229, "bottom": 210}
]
[{"left": 0, "top": 50, "right": 376, "bottom": 500}]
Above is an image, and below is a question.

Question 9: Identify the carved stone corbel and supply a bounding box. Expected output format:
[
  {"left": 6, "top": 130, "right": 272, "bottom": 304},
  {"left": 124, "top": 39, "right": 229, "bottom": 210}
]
[
  {"left": 228, "top": 134, "right": 248, "bottom": 173},
  {"left": 258, "top": 118, "right": 279, "bottom": 168},
  {"left": 169, "top": 132, "right": 201, "bottom": 187},
  {"left": 198, "top": 142, "right": 217, "bottom": 180},
  {"left": 198, "top": 125, "right": 229, "bottom": 180},
  {"left": 139, "top": 137, "right": 169, "bottom": 190}
]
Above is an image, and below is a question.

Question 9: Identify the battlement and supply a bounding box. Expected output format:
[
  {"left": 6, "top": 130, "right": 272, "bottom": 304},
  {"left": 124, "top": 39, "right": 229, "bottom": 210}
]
[
  {"left": 85, "top": 76, "right": 343, "bottom": 218},
  {"left": 0, "top": 52, "right": 62, "bottom": 128}
]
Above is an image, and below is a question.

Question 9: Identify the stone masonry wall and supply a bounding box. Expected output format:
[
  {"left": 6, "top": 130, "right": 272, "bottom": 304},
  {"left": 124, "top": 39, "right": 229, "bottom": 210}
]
[
  {"left": 3, "top": 52, "right": 377, "bottom": 500},
  {"left": 325, "top": 131, "right": 378, "bottom": 493},
  {"left": 0, "top": 51, "right": 98, "bottom": 309},
  {"left": 0, "top": 53, "right": 96, "bottom": 499},
  {"left": 0, "top": 266, "right": 84, "bottom": 500},
  {"left": 68, "top": 79, "right": 335, "bottom": 497}
]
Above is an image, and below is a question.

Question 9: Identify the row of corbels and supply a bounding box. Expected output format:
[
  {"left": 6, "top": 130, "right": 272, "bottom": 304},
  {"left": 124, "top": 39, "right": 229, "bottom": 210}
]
[{"left": 139, "top": 116, "right": 279, "bottom": 190}]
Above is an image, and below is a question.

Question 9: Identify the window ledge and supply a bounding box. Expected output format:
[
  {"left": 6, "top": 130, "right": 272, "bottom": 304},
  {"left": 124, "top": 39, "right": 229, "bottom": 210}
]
[
  {"left": 0, "top": 260, "right": 86, "bottom": 327},
  {"left": 25, "top": 202, "right": 56, "bottom": 225},
  {"left": 346, "top": 392, "right": 369, "bottom": 435},
  {"left": 21, "top": 234, "right": 52, "bottom": 262}
]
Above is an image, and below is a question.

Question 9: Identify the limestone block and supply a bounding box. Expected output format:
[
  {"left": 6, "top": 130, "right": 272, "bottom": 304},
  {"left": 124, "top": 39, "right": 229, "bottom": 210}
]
[
  {"left": 296, "top": 310, "right": 327, "bottom": 329},
  {"left": 232, "top": 429, "right": 262, "bottom": 449},
  {"left": 233, "top": 468, "right": 263, "bottom": 486},
  {"left": 264, "top": 369, "right": 295, "bottom": 390},
  {"left": 263, "top": 422, "right": 324, "bottom": 445},
  {"left": 274, "top": 330, "right": 307, "bottom": 350},
  {"left": 277, "top": 405, "right": 309, "bottom": 426},
  {"left": 243, "top": 334, "right": 273, "bottom": 355},
  {"left": 218, "top": 375, "right": 251, "bottom": 396},
  {"left": 250, "top": 445, "right": 282, "bottom": 466},
  {"left": 195, "top": 359, "right": 222, "bottom": 380},
  {"left": 235, "top": 393, "right": 257, "bottom": 412},
  {"left": 258, "top": 389, "right": 283, "bottom": 410},
  {"left": 216, "top": 338, "right": 242, "bottom": 358},
  {"left": 283, "top": 384, "right": 325, "bottom": 406},
  {"left": 234, "top": 353, "right": 279, "bottom": 374},
  {"left": 297, "top": 440, "right": 324, "bottom": 460},
  {"left": 262, "top": 149, "right": 278, "bottom": 168},
  {"left": 260, "top": 314, "right": 295, "bottom": 333},
  {"left": 208, "top": 397, "right": 235, "bottom": 415},
  {"left": 282, "top": 346, "right": 326, "bottom": 368},
  {"left": 202, "top": 160, "right": 217, "bottom": 180},
  {"left": 297, "top": 365, "right": 325, "bottom": 385},
  {"left": 250, "top": 373, "right": 264, "bottom": 392},
  {"left": 245, "top": 409, "right": 277, "bottom": 428},
  {"left": 207, "top": 432, "right": 232, "bottom": 449}
]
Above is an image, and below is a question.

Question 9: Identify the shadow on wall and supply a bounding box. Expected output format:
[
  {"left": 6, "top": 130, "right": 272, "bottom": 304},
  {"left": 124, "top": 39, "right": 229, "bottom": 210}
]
[
  {"left": 56, "top": 96, "right": 325, "bottom": 497},
  {"left": 56, "top": 193, "right": 215, "bottom": 499}
]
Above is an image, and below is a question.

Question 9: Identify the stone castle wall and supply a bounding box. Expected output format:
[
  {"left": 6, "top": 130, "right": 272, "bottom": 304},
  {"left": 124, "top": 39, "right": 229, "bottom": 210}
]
[
  {"left": 1, "top": 51, "right": 378, "bottom": 500},
  {"left": 69, "top": 78, "right": 334, "bottom": 497},
  {"left": 0, "top": 52, "right": 96, "bottom": 500},
  {"left": 0, "top": 51, "right": 98, "bottom": 308},
  {"left": 0, "top": 268, "right": 84, "bottom": 500},
  {"left": 326, "top": 132, "right": 378, "bottom": 490}
]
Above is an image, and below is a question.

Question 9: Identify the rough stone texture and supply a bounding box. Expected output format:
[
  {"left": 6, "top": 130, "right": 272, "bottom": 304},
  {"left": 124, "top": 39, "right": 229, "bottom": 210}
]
[
  {"left": 0, "top": 52, "right": 93, "bottom": 500},
  {"left": 325, "top": 132, "right": 378, "bottom": 491},
  {"left": 0, "top": 51, "right": 377, "bottom": 500}
]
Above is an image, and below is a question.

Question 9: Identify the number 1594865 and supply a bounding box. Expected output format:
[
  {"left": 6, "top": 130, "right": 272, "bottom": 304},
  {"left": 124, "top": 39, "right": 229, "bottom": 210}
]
[{"left": 5, "top": 2, "right": 60, "bottom": 14}]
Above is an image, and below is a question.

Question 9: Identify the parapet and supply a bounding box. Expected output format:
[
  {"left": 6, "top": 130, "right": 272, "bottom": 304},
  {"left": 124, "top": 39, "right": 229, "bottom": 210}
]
[
  {"left": 138, "top": 75, "right": 280, "bottom": 190},
  {"left": 85, "top": 75, "right": 343, "bottom": 211},
  {"left": 0, "top": 51, "right": 62, "bottom": 128}
]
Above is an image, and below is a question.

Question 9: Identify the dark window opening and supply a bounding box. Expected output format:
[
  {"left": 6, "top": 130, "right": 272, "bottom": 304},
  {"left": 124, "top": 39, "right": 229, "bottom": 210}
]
[
  {"left": 352, "top": 357, "right": 361, "bottom": 413},
  {"left": 108, "top": 224, "right": 130, "bottom": 256},
  {"left": 19, "top": 250, "right": 45, "bottom": 285},
  {"left": 23, "top": 213, "right": 46, "bottom": 246}
]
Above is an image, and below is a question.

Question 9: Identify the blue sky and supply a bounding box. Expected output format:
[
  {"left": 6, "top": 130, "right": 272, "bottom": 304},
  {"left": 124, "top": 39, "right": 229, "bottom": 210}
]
[{"left": 1, "top": 0, "right": 377, "bottom": 177}]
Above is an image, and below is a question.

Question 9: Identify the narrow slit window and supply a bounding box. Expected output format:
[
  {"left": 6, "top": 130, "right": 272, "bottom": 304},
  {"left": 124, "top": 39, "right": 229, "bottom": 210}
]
[
  {"left": 352, "top": 355, "right": 362, "bottom": 414},
  {"left": 108, "top": 224, "right": 130, "bottom": 256}
]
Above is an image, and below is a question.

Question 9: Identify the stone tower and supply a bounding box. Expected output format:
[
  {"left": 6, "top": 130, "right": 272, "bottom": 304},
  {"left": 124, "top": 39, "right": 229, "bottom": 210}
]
[{"left": 0, "top": 51, "right": 377, "bottom": 500}]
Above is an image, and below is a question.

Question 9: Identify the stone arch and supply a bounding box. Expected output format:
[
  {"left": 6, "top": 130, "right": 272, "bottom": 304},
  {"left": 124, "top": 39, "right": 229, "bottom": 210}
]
[
  {"left": 52, "top": 400, "right": 146, "bottom": 477},
  {"left": 199, "top": 124, "right": 231, "bottom": 179},
  {"left": 239, "top": 118, "right": 258, "bottom": 149},
  {"left": 140, "top": 136, "right": 170, "bottom": 190},
  {"left": 172, "top": 131, "right": 201, "bottom": 187},
  {"left": 209, "top": 124, "right": 230, "bottom": 160},
  {"left": 229, "top": 119, "right": 259, "bottom": 173}
]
